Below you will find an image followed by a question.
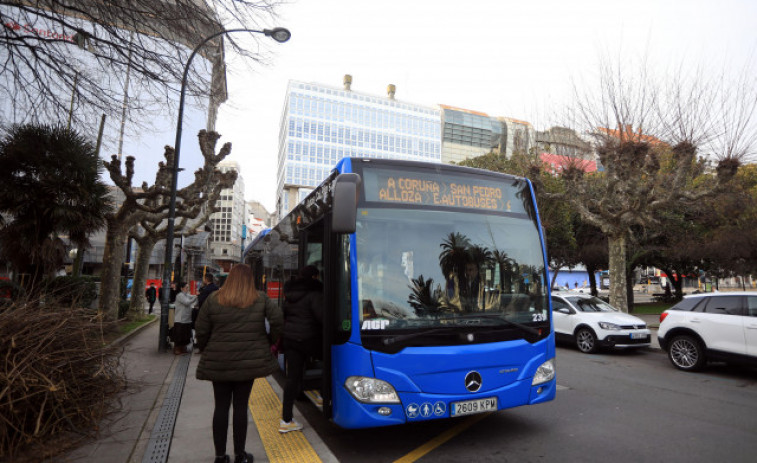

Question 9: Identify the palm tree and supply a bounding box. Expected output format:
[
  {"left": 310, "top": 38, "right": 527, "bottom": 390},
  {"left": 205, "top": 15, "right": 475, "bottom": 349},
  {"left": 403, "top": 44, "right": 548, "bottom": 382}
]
[
  {"left": 468, "top": 244, "right": 493, "bottom": 268},
  {"left": 438, "top": 232, "right": 471, "bottom": 279},
  {"left": 407, "top": 274, "right": 444, "bottom": 317},
  {"left": 0, "top": 124, "right": 112, "bottom": 290},
  {"left": 492, "top": 249, "right": 516, "bottom": 293}
]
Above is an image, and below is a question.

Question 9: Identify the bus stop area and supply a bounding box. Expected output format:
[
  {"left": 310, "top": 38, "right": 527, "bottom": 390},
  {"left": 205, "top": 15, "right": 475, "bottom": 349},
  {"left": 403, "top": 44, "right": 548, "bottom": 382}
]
[
  {"left": 58, "top": 306, "right": 663, "bottom": 463},
  {"left": 62, "top": 318, "right": 337, "bottom": 463}
]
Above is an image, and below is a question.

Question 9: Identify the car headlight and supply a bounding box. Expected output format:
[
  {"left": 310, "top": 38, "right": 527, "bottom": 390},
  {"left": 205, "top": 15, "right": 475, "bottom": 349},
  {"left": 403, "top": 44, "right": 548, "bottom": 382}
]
[
  {"left": 532, "top": 358, "right": 555, "bottom": 385},
  {"left": 345, "top": 376, "right": 400, "bottom": 403},
  {"left": 598, "top": 322, "right": 622, "bottom": 330}
]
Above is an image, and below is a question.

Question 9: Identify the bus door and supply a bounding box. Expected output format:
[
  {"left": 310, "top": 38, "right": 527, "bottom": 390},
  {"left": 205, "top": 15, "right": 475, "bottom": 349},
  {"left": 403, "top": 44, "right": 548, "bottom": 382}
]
[
  {"left": 299, "top": 215, "right": 350, "bottom": 421},
  {"left": 298, "top": 219, "right": 328, "bottom": 412}
]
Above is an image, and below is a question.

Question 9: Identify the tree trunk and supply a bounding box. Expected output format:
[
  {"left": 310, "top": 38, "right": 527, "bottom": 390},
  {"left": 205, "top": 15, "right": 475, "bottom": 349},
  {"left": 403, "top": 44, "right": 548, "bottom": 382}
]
[
  {"left": 586, "top": 263, "right": 598, "bottom": 297},
  {"left": 98, "top": 219, "right": 129, "bottom": 320},
  {"left": 550, "top": 268, "right": 560, "bottom": 290},
  {"left": 72, "top": 243, "right": 84, "bottom": 277},
  {"left": 661, "top": 266, "right": 684, "bottom": 300},
  {"left": 673, "top": 271, "right": 684, "bottom": 300},
  {"left": 626, "top": 269, "right": 635, "bottom": 313},
  {"left": 129, "top": 236, "right": 157, "bottom": 319},
  {"left": 608, "top": 234, "right": 629, "bottom": 312}
]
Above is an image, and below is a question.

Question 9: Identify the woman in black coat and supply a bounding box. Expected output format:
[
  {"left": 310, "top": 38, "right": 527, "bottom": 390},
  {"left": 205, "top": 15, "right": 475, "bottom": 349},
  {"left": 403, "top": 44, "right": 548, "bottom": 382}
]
[
  {"left": 195, "top": 264, "right": 282, "bottom": 463},
  {"left": 279, "top": 265, "right": 323, "bottom": 433}
]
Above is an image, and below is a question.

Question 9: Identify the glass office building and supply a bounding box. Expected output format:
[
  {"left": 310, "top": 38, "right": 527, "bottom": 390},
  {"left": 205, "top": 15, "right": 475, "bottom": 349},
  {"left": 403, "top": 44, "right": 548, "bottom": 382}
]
[
  {"left": 276, "top": 78, "right": 441, "bottom": 219},
  {"left": 440, "top": 105, "right": 504, "bottom": 164}
]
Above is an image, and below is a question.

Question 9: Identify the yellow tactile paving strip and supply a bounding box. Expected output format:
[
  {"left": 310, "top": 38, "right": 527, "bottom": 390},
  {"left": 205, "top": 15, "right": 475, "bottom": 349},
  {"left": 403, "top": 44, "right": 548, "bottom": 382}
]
[{"left": 249, "top": 378, "right": 322, "bottom": 463}]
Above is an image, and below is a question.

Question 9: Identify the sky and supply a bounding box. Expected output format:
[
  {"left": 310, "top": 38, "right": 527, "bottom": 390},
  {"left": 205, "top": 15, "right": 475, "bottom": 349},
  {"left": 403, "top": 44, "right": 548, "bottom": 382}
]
[{"left": 211, "top": 0, "right": 757, "bottom": 213}]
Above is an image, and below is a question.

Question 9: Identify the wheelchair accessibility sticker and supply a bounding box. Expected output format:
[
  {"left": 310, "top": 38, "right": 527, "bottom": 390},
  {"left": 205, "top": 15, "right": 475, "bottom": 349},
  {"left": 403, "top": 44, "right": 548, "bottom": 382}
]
[{"left": 407, "top": 401, "right": 446, "bottom": 419}]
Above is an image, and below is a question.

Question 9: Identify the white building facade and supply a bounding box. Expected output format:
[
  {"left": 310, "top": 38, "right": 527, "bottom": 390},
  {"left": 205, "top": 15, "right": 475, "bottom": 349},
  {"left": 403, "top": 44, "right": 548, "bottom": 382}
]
[
  {"left": 209, "top": 160, "right": 247, "bottom": 267},
  {"left": 276, "top": 76, "right": 442, "bottom": 220}
]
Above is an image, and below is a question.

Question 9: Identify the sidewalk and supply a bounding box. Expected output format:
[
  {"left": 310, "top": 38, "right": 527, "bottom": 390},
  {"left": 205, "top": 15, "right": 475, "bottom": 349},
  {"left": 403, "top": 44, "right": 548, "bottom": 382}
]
[
  {"left": 64, "top": 319, "right": 174, "bottom": 462},
  {"left": 62, "top": 314, "right": 336, "bottom": 463},
  {"left": 636, "top": 313, "right": 661, "bottom": 350}
]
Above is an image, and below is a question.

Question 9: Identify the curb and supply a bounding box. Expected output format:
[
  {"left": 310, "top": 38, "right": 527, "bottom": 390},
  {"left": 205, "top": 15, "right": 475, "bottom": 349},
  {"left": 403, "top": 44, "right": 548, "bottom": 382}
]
[{"left": 110, "top": 316, "right": 159, "bottom": 347}]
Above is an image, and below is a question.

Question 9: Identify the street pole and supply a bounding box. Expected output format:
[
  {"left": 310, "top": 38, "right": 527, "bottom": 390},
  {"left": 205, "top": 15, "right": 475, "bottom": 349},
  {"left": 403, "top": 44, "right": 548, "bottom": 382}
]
[
  {"left": 240, "top": 224, "right": 247, "bottom": 263},
  {"left": 159, "top": 27, "right": 291, "bottom": 352}
]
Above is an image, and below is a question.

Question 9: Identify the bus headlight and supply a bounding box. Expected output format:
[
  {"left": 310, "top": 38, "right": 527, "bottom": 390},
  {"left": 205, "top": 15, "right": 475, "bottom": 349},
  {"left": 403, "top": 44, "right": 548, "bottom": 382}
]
[
  {"left": 345, "top": 376, "right": 400, "bottom": 403},
  {"left": 532, "top": 358, "right": 555, "bottom": 386}
]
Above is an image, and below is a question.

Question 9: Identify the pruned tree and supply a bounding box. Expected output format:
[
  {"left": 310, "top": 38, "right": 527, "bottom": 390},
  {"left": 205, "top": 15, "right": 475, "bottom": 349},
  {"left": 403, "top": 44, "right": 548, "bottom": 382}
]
[
  {"left": 0, "top": 0, "right": 282, "bottom": 131},
  {"left": 99, "top": 130, "right": 234, "bottom": 320},
  {"left": 127, "top": 154, "right": 236, "bottom": 319},
  {"left": 551, "top": 56, "right": 757, "bottom": 312}
]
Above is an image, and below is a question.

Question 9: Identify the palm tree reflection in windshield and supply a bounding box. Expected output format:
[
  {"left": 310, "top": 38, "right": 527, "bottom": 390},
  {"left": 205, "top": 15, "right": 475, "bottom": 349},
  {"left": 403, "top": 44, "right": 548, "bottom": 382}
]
[{"left": 406, "top": 232, "right": 536, "bottom": 317}]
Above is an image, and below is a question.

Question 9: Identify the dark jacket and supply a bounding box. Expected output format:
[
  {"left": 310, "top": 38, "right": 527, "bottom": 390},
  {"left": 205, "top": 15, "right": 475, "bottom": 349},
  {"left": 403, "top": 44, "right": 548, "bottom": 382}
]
[
  {"left": 145, "top": 286, "right": 157, "bottom": 303},
  {"left": 195, "top": 292, "right": 283, "bottom": 382},
  {"left": 197, "top": 282, "right": 219, "bottom": 309},
  {"left": 282, "top": 277, "right": 323, "bottom": 342},
  {"left": 159, "top": 287, "right": 178, "bottom": 303}
]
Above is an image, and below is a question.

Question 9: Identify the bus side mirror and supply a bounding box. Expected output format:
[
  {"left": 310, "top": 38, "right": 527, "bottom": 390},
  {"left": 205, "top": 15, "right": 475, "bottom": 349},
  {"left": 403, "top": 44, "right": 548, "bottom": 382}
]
[{"left": 332, "top": 173, "right": 361, "bottom": 234}]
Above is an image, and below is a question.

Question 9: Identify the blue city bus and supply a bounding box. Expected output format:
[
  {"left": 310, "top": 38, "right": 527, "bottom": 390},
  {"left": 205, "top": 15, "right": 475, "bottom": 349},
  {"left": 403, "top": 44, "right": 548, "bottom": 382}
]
[{"left": 245, "top": 157, "right": 556, "bottom": 428}]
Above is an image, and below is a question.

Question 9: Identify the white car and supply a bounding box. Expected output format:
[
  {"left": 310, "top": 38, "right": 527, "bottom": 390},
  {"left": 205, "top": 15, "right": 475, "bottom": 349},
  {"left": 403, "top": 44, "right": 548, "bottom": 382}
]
[
  {"left": 551, "top": 293, "right": 652, "bottom": 353},
  {"left": 658, "top": 292, "right": 757, "bottom": 371}
]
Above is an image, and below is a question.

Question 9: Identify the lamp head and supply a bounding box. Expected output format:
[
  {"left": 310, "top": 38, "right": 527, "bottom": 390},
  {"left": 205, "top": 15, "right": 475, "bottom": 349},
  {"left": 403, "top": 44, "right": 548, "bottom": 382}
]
[{"left": 264, "top": 27, "right": 291, "bottom": 43}]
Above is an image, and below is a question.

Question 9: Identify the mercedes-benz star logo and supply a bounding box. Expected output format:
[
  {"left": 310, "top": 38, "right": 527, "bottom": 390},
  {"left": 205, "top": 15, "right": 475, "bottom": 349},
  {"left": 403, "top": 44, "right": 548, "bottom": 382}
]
[{"left": 465, "top": 371, "right": 482, "bottom": 392}]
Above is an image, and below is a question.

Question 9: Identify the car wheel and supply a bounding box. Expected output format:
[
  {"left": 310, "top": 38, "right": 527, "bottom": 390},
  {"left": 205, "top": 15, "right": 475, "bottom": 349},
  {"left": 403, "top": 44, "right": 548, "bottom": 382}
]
[
  {"left": 668, "top": 335, "right": 706, "bottom": 371},
  {"left": 575, "top": 327, "right": 598, "bottom": 353}
]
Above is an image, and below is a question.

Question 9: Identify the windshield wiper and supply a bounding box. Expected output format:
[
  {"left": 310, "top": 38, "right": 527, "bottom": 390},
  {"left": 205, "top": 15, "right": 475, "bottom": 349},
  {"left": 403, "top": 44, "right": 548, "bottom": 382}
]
[
  {"left": 380, "top": 315, "right": 541, "bottom": 346},
  {"left": 436, "top": 314, "right": 541, "bottom": 336},
  {"left": 381, "top": 327, "right": 457, "bottom": 346}
]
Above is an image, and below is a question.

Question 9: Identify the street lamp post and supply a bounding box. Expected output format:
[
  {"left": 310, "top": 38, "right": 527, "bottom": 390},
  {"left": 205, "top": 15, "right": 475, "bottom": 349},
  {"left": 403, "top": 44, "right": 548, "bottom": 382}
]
[{"left": 159, "top": 27, "right": 291, "bottom": 353}]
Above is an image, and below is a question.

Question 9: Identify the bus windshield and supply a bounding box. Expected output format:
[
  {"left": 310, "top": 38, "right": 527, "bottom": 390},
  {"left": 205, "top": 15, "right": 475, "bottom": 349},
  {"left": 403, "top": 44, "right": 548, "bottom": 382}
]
[{"left": 356, "top": 206, "right": 549, "bottom": 338}]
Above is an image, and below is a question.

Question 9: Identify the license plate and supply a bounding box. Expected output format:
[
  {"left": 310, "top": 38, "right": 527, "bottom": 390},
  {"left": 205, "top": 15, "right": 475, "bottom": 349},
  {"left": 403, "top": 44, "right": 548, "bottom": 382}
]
[
  {"left": 630, "top": 332, "right": 647, "bottom": 339},
  {"left": 451, "top": 397, "right": 497, "bottom": 417}
]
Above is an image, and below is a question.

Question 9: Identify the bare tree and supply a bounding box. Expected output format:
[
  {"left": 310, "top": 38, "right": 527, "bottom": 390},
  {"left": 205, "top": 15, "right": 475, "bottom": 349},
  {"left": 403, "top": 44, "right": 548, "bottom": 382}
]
[
  {"left": 0, "top": 0, "right": 281, "bottom": 131},
  {"left": 552, "top": 56, "right": 757, "bottom": 312},
  {"left": 99, "top": 130, "right": 235, "bottom": 320},
  {"left": 127, "top": 169, "right": 235, "bottom": 319}
]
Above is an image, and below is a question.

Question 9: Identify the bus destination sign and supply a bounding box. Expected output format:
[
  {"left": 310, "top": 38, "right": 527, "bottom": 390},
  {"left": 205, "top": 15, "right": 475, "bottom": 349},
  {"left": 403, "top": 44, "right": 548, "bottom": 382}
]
[{"left": 363, "top": 168, "right": 527, "bottom": 214}]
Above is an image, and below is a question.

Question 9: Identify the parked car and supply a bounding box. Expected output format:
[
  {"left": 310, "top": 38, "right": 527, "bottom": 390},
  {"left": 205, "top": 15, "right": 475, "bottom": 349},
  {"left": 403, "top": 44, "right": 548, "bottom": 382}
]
[
  {"left": 658, "top": 292, "right": 757, "bottom": 371},
  {"left": 552, "top": 292, "right": 652, "bottom": 353}
]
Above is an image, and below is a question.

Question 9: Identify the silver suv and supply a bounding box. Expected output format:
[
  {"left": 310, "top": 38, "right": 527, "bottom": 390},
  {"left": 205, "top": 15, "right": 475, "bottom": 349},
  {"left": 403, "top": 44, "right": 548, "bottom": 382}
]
[{"left": 658, "top": 292, "right": 757, "bottom": 371}]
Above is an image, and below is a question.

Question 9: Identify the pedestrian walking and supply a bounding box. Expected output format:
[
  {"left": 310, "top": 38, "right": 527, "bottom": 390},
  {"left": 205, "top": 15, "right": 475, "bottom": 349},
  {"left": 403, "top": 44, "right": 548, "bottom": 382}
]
[
  {"left": 145, "top": 282, "right": 157, "bottom": 314},
  {"left": 195, "top": 264, "right": 283, "bottom": 463},
  {"left": 173, "top": 282, "right": 196, "bottom": 355},
  {"left": 280, "top": 265, "right": 323, "bottom": 433}
]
